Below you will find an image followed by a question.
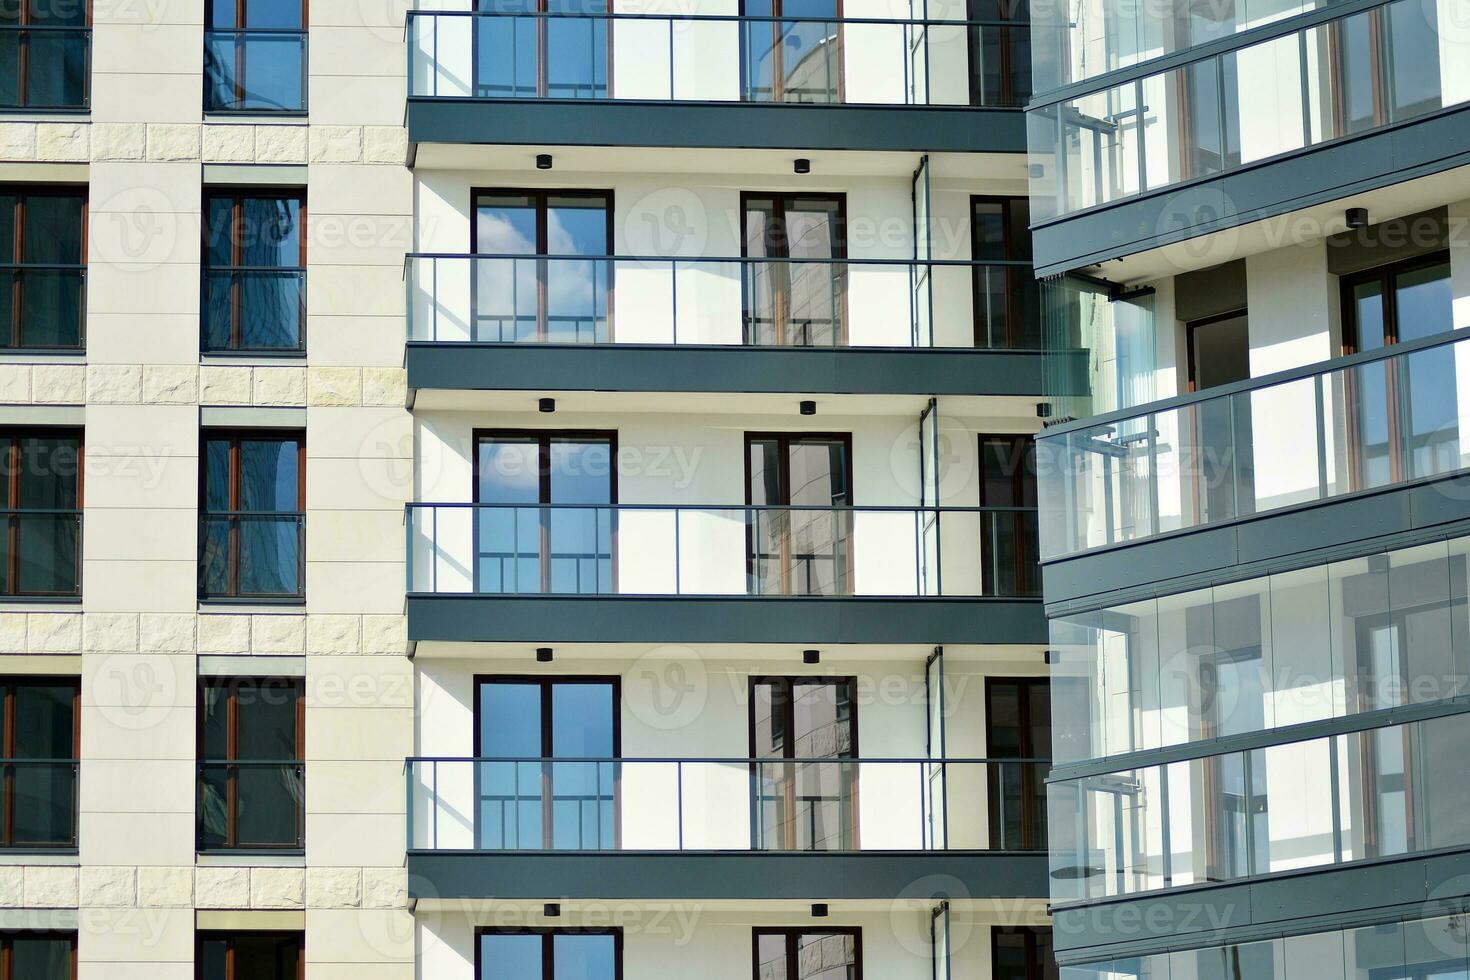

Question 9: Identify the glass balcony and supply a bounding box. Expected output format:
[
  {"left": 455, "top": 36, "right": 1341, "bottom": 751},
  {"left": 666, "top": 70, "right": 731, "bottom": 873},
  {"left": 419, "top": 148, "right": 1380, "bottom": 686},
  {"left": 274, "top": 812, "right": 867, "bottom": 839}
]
[
  {"left": 1, "top": 759, "right": 76, "bottom": 848},
  {"left": 407, "top": 10, "right": 1032, "bottom": 107},
  {"left": 407, "top": 756, "right": 1048, "bottom": 852},
  {"left": 0, "top": 26, "right": 89, "bottom": 110},
  {"left": 1036, "top": 329, "right": 1470, "bottom": 560},
  {"left": 406, "top": 254, "right": 1040, "bottom": 349},
  {"left": 406, "top": 503, "right": 1040, "bottom": 598},
  {"left": 198, "top": 513, "right": 305, "bottom": 600},
  {"left": 1028, "top": 0, "right": 1470, "bottom": 219},
  {"left": 1049, "top": 708, "right": 1470, "bottom": 905},
  {"left": 204, "top": 29, "right": 308, "bottom": 112},
  {"left": 197, "top": 761, "right": 304, "bottom": 850}
]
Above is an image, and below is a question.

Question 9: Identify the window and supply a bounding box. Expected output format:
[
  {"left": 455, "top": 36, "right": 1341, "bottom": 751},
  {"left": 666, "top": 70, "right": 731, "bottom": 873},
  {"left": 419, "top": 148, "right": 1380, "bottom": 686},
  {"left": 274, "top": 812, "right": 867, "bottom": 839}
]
[
  {"left": 472, "top": 190, "right": 612, "bottom": 342},
  {"left": 200, "top": 430, "right": 305, "bottom": 599},
  {"left": 979, "top": 434, "right": 1039, "bottom": 597},
  {"left": 1186, "top": 311, "right": 1250, "bottom": 391},
  {"left": 474, "top": 0, "right": 610, "bottom": 99},
  {"left": 1342, "top": 253, "right": 1453, "bottom": 353},
  {"left": 968, "top": 0, "right": 1030, "bottom": 106},
  {"left": 742, "top": 194, "right": 846, "bottom": 346},
  {"left": 478, "top": 929, "right": 621, "bottom": 980},
  {"left": 750, "top": 677, "right": 857, "bottom": 850},
  {"left": 0, "top": 679, "right": 77, "bottom": 848},
  {"left": 753, "top": 929, "right": 861, "bottom": 980},
  {"left": 474, "top": 676, "right": 619, "bottom": 849},
  {"left": 0, "top": 187, "right": 86, "bottom": 350},
  {"left": 741, "top": 0, "right": 841, "bottom": 103},
  {"left": 0, "top": 430, "right": 81, "bottom": 597},
  {"left": 746, "top": 432, "right": 852, "bottom": 596},
  {"left": 202, "top": 189, "right": 306, "bottom": 352},
  {"left": 985, "top": 678, "right": 1049, "bottom": 850},
  {"left": 197, "top": 678, "right": 304, "bottom": 851},
  {"left": 198, "top": 931, "right": 303, "bottom": 980},
  {"left": 204, "top": 0, "right": 307, "bottom": 111},
  {"left": 0, "top": 932, "right": 74, "bottom": 979},
  {"left": 971, "top": 197, "right": 1038, "bottom": 349},
  {"left": 0, "top": 0, "right": 88, "bottom": 110},
  {"left": 992, "top": 926, "right": 1057, "bottom": 980},
  {"left": 474, "top": 430, "right": 615, "bottom": 594}
]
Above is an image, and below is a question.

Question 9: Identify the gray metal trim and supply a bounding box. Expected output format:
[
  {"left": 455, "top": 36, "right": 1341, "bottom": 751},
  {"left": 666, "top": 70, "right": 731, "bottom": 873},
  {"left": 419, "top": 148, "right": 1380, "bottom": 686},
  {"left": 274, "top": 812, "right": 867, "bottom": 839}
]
[
  {"left": 407, "top": 594, "right": 1049, "bottom": 645},
  {"left": 406, "top": 98, "right": 1026, "bottom": 153},
  {"left": 407, "top": 850, "right": 1049, "bottom": 900},
  {"left": 407, "top": 343, "right": 1086, "bottom": 396},
  {"left": 1050, "top": 848, "right": 1470, "bottom": 961},
  {"left": 1041, "top": 471, "right": 1470, "bottom": 610},
  {"left": 1031, "top": 103, "right": 1470, "bottom": 277}
]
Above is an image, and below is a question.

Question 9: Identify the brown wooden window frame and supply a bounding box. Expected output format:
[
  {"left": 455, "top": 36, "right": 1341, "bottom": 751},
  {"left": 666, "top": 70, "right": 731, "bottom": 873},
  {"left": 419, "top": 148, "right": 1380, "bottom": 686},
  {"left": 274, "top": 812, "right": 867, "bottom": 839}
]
[
  {"left": 196, "top": 930, "right": 304, "bottom": 980},
  {"left": 990, "top": 924, "right": 1056, "bottom": 980},
  {"left": 1, "top": 186, "right": 88, "bottom": 351},
  {"left": 0, "top": 427, "right": 83, "bottom": 599},
  {"left": 737, "top": 0, "right": 846, "bottom": 103},
  {"left": 198, "top": 428, "right": 306, "bottom": 601},
  {"left": 739, "top": 192, "right": 849, "bottom": 346},
  {"left": 0, "top": 931, "right": 77, "bottom": 980},
  {"left": 0, "top": 677, "right": 79, "bottom": 850},
  {"left": 202, "top": 0, "right": 309, "bottom": 113},
  {"left": 200, "top": 187, "right": 307, "bottom": 353},
  {"left": 3, "top": 0, "right": 92, "bottom": 111},
  {"left": 744, "top": 430, "right": 855, "bottom": 597},
  {"left": 751, "top": 927, "right": 863, "bottom": 980},
  {"left": 196, "top": 677, "right": 305, "bottom": 852}
]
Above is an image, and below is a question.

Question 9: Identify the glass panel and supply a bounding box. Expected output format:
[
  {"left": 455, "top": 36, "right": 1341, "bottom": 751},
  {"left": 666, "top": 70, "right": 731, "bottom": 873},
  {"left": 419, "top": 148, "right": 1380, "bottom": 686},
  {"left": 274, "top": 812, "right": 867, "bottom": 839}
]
[
  {"left": 550, "top": 683, "right": 614, "bottom": 849},
  {"left": 1395, "top": 260, "right": 1454, "bottom": 343},
  {"left": 1404, "top": 915, "right": 1470, "bottom": 977},
  {"left": 480, "top": 933, "right": 544, "bottom": 980},
  {"left": 1386, "top": 0, "right": 1442, "bottom": 121},
  {"left": 545, "top": 0, "right": 608, "bottom": 99},
  {"left": 545, "top": 196, "right": 610, "bottom": 343},
  {"left": 1257, "top": 738, "right": 1335, "bottom": 873},
  {"left": 239, "top": 438, "right": 300, "bottom": 511},
  {"left": 1337, "top": 10, "right": 1380, "bottom": 136},
  {"left": 756, "top": 934, "right": 789, "bottom": 980},
  {"left": 1189, "top": 315, "right": 1249, "bottom": 389},
  {"left": 198, "top": 762, "right": 229, "bottom": 849},
  {"left": 10, "top": 936, "right": 73, "bottom": 980},
  {"left": 205, "top": 30, "right": 307, "bottom": 111},
  {"left": 1337, "top": 726, "right": 1413, "bottom": 861},
  {"left": 13, "top": 683, "right": 73, "bottom": 758},
  {"left": 476, "top": 5, "right": 539, "bottom": 98},
  {"left": 17, "top": 269, "right": 84, "bottom": 348},
  {"left": 236, "top": 515, "right": 301, "bottom": 595},
  {"left": 229, "top": 934, "right": 301, "bottom": 979},
  {"left": 236, "top": 680, "right": 299, "bottom": 761},
  {"left": 1416, "top": 712, "right": 1470, "bottom": 852},
  {"left": 479, "top": 682, "right": 543, "bottom": 849},
  {"left": 553, "top": 933, "right": 617, "bottom": 980},
  {"left": 795, "top": 932, "right": 858, "bottom": 979},
  {"left": 22, "top": 194, "right": 83, "bottom": 264},
  {"left": 1345, "top": 921, "right": 1406, "bottom": 979},
  {"left": 1167, "top": 753, "right": 1254, "bottom": 885},
  {"left": 15, "top": 513, "right": 78, "bottom": 595},
  {"left": 234, "top": 763, "right": 302, "bottom": 845}
]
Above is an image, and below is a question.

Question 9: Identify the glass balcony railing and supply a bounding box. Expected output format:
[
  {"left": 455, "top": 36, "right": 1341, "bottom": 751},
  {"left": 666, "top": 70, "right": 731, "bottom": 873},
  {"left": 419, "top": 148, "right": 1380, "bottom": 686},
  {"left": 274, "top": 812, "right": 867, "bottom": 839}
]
[
  {"left": 407, "top": 756, "right": 1049, "bottom": 852},
  {"left": 197, "top": 760, "right": 305, "bottom": 850},
  {"left": 1027, "top": 0, "right": 1470, "bottom": 219},
  {"left": 0, "top": 26, "right": 89, "bottom": 110},
  {"left": 198, "top": 513, "right": 305, "bottom": 600},
  {"left": 202, "top": 267, "right": 307, "bottom": 353},
  {"left": 0, "top": 509, "right": 81, "bottom": 598},
  {"left": 0, "top": 759, "right": 76, "bottom": 849},
  {"left": 1049, "top": 707, "right": 1470, "bottom": 905},
  {"left": 1036, "top": 329, "right": 1470, "bottom": 560},
  {"left": 406, "top": 254, "right": 1041, "bottom": 349},
  {"left": 1, "top": 265, "right": 86, "bottom": 350},
  {"left": 407, "top": 10, "right": 1033, "bottom": 107},
  {"left": 406, "top": 503, "right": 1040, "bottom": 598},
  {"left": 204, "top": 29, "right": 308, "bottom": 112}
]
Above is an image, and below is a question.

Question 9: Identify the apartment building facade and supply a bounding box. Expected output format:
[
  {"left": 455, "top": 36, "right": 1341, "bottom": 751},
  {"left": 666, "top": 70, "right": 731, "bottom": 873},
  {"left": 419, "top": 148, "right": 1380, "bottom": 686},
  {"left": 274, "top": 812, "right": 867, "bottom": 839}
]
[
  {"left": 0, "top": 0, "right": 1059, "bottom": 976},
  {"left": 1026, "top": 0, "right": 1470, "bottom": 974}
]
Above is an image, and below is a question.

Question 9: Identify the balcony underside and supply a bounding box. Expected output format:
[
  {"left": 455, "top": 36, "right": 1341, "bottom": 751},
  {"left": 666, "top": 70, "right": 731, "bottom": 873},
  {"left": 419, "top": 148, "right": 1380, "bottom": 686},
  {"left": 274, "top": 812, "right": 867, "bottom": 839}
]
[
  {"left": 1031, "top": 101, "right": 1470, "bottom": 277},
  {"left": 1043, "top": 470, "right": 1470, "bottom": 611},
  {"left": 406, "top": 343, "right": 1079, "bottom": 397},
  {"left": 1050, "top": 846, "right": 1470, "bottom": 963},
  {"left": 406, "top": 98, "right": 1025, "bottom": 156},
  {"left": 407, "top": 594, "right": 1047, "bottom": 645},
  {"left": 407, "top": 850, "right": 1048, "bottom": 903}
]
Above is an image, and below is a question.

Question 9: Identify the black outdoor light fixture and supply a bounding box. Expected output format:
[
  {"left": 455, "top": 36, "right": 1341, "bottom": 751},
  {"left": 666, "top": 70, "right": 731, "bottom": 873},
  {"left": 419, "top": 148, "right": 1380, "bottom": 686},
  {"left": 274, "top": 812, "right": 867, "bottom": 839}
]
[
  {"left": 1346, "top": 207, "right": 1369, "bottom": 229},
  {"left": 536, "top": 153, "right": 554, "bottom": 170},
  {"left": 803, "top": 649, "right": 820, "bottom": 665},
  {"left": 539, "top": 397, "right": 556, "bottom": 413},
  {"left": 536, "top": 647, "right": 554, "bottom": 663},
  {"left": 799, "top": 400, "right": 817, "bottom": 416},
  {"left": 794, "top": 158, "right": 811, "bottom": 174},
  {"left": 544, "top": 903, "right": 562, "bottom": 917},
  {"left": 811, "top": 904, "right": 829, "bottom": 918}
]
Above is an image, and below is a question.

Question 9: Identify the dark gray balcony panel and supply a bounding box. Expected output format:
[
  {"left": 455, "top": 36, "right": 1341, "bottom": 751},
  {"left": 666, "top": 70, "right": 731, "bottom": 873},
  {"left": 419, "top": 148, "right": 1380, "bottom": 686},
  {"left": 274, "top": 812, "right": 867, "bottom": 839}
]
[
  {"left": 407, "top": 99, "right": 1025, "bottom": 155},
  {"left": 406, "top": 343, "right": 1077, "bottom": 397},
  {"left": 1050, "top": 848, "right": 1470, "bottom": 962},
  {"left": 1031, "top": 102, "right": 1470, "bottom": 278},
  {"left": 407, "top": 594, "right": 1047, "bottom": 645},
  {"left": 407, "top": 850, "right": 1048, "bottom": 902}
]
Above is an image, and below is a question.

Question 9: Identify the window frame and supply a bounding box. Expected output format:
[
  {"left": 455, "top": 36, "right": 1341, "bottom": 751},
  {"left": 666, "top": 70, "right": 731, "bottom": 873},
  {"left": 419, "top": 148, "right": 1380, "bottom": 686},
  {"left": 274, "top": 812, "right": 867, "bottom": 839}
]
[
  {"left": 198, "top": 428, "right": 306, "bottom": 601},
  {"left": 471, "top": 674, "right": 623, "bottom": 850},
  {"left": 977, "top": 433, "right": 1039, "bottom": 597},
  {"left": 737, "top": 0, "right": 846, "bottom": 103},
  {"left": 990, "top": 924, "right": 1055, "bottom": 980},
  {"left": 470, "top": 0, "right": 614, "bottom": 100},
  {"left": 475, "top": 928, "right": 624, "bottom": 980},
  {"left": 195, "top": 676, "right": 306, "bottom": 853},
  {"left": 747, "top": 675, "right": 860, "bottom": 851},
  {"left": 743, "top": 431, "right": 855, "bottom": 596},
  {"left": 469, "top": 188, "right": 615, "bottom": 342},
  {"left": 1184, "top": 308, "right": 1250, "bottom": 392},
  {"left": 202, "top": 0, "right": 309, "bottom": 114},
  {"left": 984, "top": 676, "right": 1049, "bottom": 851},
  {"left": 0, "top": 931, "right": 77, "bottom": 980},
  {"left": 0, "top": 677, "right": 79, "bottom": 850},
  {"left": 1339, "top": 249, "right": 1453, "bottom": 354},
  {"left": 751, "top": 927, "right": 863, "bottom": 980},
  {"left": 0, "top": 186, "right": 88, "bottom": 351},
  {"left": 0, "top": 427, "right": 83, "bottom": 598},
  {"left": 965, "top": 0, "right": 1030, "bottom": 107},
  {"left": 969, "top": 195, "right": 1034, "bottom": 349},
  {"left": 195, "top": 930, "right": 304, "bottom": 980},
  {"left": 1, "top": 0, "right": 92, "bottom": 111},
  {"left": 200, "top": 187, "right": 308, "bottom": 354},
  {"left": 739, "top": 192, "right": 849, "bottom": 346}
]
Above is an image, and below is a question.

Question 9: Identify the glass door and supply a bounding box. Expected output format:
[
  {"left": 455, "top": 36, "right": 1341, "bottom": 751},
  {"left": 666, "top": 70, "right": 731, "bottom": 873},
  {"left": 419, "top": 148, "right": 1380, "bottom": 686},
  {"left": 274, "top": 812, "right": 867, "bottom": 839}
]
[
  {"left": 985, "top": 678, "right": 1049, "bottom": 850},
  {"left": 742, "top": 194, "right": 847, "bottom": 346},
  {"left": 475, "top": 431, "right": 615, "bottom": 594},
  {"left": 741, "top": 0, "right": 842, "bottom": 103},
  {"left": 746, "top": 432, "right": 852, "bottom": 595},
  {"left": 476, "top": 678, "right": 618, "bottom": 850},
  {"left": 750, "top": 677, "right": 858, "bottom": 850}
]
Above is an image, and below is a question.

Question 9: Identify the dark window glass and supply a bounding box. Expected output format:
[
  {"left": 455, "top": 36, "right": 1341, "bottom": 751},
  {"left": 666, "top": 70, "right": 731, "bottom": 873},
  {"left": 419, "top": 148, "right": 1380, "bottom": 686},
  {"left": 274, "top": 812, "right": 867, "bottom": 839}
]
[
  {"left": 1336, "top": 10, "right": 1381, "bottom": 135},
  {"left": 0, "top": 0, "right": 87, "bottom": 110},
  {"left": 204, "top": 0, "right": 307, "bottom": 111},
  {"left": 475, "top": 678, "right": 618, "bottom": 850},
  {"left": 0, "top": 679, "right": 77, "bottom": 848},
  {"left": 753, "top": 930, "right": 860, "bottom": 980},
  {"left": 3, "top": 933, "right": 74, "bottom": 979},
  {"left": 968, "top": 0, "right": 1031, "bottom": 106},
  {"left": 1184, "top": 58, "right": 1226, "bottom": 177},
  {"left": 993, "top": 926, "right": 1058, "bottom": 980},
  {"left": 0, "top": 189, "right": 85, "bottom": 350},
  {"left": 972, "top": 198, "right": 1038, "bottom": 349},
  {"left": 202, "top": 191, "right": 305, "bottom": 352},
  {"left": 198, "top": 932, "right": 302, "bottom": 980},
  {"left": 478, "top": 930, "right": 619, "bottom": 980},
  {"left": 986, "top": 679, "right": 1049, "bottom": 850},
  {"left": 1188, "top": 312, "right": 1250, "bottom": 390},
  {"left": 199, "top": 431, "right": 305, "bottom": 599},
  {"left": 0, "top": 431, "right": 81, "bottom": 597},
  {"left": 979, "top": 434, "right": 1040, "bottom": 597},
  {"left": 197, "top": 678, "right": 303, "bottom": 851},
  {"left": 751, "top": 678, "right": 857, "bottom": 851}
]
